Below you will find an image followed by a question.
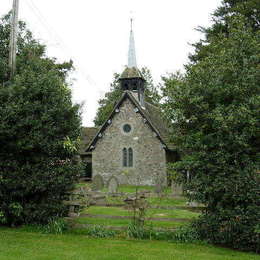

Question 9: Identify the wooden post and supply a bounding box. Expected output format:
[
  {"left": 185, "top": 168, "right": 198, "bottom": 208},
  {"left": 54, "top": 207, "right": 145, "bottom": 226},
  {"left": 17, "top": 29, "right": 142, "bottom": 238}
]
[{"left": 9, "top": 0, "right": 19, "bottom": 79}]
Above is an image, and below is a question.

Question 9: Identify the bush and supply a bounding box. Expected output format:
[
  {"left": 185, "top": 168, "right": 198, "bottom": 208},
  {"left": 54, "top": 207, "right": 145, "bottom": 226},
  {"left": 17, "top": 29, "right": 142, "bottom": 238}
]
[
  {"left": 127, "top": 222, "right": 201, "bottom": 242},
  {"left": 0, "top": 14, "right": 83, "bottom": 226},
  {"left": 39, "top": 218, "right": 69, "bottom": 234},
  {"left": 126, "top": 222, "right": 152, "bottom": 240},
  {"left": 193, "top": 212, "right": 260, "bottom": 253},
  {"left": 83, "top": 225, "right": 117, "bottom": 238}
]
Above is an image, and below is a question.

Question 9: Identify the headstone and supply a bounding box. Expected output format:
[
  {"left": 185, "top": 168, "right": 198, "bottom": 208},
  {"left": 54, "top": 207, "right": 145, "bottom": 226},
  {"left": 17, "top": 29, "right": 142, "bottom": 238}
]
[
  {"left": 92, "top": 174, "right": 104, "bottom": 191},
  {"left": 154, "top": 183, "right": 163, "bottom": 194},
  {"left": 91, "top": 194, "right": 106, "bottom": 205},
  {"left": 187, "top": 201, "right": 199, "bottom": 207},
  {"left": 171, "top": 182, "right": 183, "bottom": 196},
  {"left": 108, "top": 176, "right": 119, "bottom": 193}
]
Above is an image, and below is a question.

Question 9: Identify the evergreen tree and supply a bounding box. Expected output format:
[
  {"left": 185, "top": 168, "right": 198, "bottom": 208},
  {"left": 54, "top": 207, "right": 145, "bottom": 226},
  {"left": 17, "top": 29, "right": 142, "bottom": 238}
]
[
  {"left": 0, "top": 14, "right": 82, "bottom": 226},
  {"left": 190, "top": 0, "right": 260, "bottom": 63},
  {"left": 162, "top": 5, "right": 260, "bottom": 252}
]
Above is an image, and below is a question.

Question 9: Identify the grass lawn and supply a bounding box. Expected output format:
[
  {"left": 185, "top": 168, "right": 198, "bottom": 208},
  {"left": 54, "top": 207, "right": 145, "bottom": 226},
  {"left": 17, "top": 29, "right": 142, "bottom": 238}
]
[
  {"left": 75, "top": 216, "right": 185, "bottom": 228},
  {"left": 108, "top": 185, "right": 172, "bottom": 194},
  {"left": 107, "top": 195, "right": 189, "bottom": 207},
  {"left": 0, "top": 227, "right": 258, "bottom": 260},
  {"left": 83, "top": 206, "right": 199, "bottom": 219},
  {"left": 147, "top": 196, "right": 188, "bottom": 207}
]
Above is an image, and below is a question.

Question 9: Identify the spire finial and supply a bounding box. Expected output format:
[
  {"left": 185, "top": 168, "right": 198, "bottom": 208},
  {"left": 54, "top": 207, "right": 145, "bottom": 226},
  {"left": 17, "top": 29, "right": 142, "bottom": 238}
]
[
  {"left": 130, "top": 11, "right": 133, "bottom": 31},
  {"left": 128, "top": 16, "right": 137, "bottom": 68}
]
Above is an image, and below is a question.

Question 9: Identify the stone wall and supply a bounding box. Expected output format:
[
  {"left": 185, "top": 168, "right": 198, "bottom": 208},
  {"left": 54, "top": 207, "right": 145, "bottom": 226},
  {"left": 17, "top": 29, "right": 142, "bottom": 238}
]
[{"left": 92, "top": 98, "right": 167, "bottom": 186}]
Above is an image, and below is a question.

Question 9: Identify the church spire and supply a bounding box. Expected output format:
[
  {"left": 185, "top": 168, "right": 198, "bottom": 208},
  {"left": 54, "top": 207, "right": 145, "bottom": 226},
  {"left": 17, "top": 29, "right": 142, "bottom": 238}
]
[
  {"left": 119, "top": 18, "right": 145, "bottom": 107},
  {"left": 128, "top": 18, "right": 137, "bottom": 68}
]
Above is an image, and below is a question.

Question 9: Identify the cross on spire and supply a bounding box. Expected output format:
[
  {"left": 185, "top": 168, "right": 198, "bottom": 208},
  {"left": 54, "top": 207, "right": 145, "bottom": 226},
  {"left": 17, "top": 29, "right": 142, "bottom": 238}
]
[{"left": 128, "top": 18, "right": 137, "bottom": 68}]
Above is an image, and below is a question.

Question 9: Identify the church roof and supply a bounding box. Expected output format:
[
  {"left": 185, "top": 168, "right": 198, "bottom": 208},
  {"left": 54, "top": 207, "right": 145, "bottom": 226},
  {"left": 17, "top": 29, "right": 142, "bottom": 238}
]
[
  {"left": 142, "top": 102, "right": 175, "bottom": 150},
  {"left": 80, "top": 127, "right": 99, "bottom": 155},
  {"left": 85, "top": 91, "right": 175, "bottom": 153},
  {"left": 119, "top": 67, "right": 144, "bottom": 80}
]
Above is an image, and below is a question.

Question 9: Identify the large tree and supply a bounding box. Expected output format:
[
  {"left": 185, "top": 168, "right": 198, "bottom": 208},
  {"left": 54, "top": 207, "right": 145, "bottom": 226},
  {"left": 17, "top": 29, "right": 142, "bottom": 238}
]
[
  {"left": 94, "top": 67, "right": 160, "bottom": 127},
  {"left": 162, "top": 5, "right": 260, "bottom": 253},
  {"left": 190, "top": 0, "right": 260, "bottom": 63},
  {"left": 0, "top": 14, "right": 82, "bottom": 226}
]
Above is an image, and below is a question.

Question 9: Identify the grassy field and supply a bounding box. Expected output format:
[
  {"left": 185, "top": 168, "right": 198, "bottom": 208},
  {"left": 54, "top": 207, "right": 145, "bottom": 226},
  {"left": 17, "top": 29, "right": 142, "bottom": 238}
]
[
  {"left": 0, "top": 227, "right": 258, "bottom": 260},
  {"left": 82, "top": 206, "right": 199, "bottom": 219}
]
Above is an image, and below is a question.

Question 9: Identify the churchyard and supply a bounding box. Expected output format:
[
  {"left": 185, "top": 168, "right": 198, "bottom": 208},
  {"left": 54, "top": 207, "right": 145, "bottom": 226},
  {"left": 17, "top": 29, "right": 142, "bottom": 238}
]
[
  {"left": 67, "top": 178, "right": 201, "bottom": 233},
  {"left": 0, "top": 180, "right": 258, "bottom": 260}
]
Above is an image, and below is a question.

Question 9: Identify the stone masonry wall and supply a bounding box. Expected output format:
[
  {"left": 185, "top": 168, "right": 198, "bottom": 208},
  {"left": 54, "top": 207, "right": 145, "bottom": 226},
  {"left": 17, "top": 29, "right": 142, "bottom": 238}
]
[{"left": 92, "top": 98, "right": 167, "bottom": 186}]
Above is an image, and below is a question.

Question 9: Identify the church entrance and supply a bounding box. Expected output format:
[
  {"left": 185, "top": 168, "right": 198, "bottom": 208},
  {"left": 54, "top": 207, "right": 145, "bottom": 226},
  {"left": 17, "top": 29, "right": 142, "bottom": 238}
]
[{"left": 84, "top": 162, "right": 92, "bottom": 181}]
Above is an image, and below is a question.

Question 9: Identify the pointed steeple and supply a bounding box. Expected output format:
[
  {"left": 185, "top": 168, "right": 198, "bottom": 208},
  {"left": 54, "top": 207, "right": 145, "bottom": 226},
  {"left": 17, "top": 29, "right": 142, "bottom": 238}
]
[
  {"left": 128, "top": 18, "right": 137, "bottom": 68},
  {"left": 119, "top": 18, "right": 146, "bottom": 108}
]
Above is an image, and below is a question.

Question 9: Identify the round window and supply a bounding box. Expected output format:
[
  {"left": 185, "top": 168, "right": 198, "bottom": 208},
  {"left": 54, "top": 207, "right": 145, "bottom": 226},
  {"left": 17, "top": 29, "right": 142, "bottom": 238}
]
[{"left": 123, "top": 124, "right": 132, "bottom": 133}]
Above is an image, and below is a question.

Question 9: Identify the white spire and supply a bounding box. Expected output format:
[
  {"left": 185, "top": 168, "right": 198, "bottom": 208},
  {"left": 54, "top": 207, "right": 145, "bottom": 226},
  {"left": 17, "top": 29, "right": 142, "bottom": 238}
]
[{"left": 128, "top": 18, "right": 137, "bottom": 68}]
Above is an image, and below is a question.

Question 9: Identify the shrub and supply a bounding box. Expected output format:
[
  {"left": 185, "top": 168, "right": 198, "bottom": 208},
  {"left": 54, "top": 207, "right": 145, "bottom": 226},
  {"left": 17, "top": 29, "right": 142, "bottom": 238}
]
[
  {"left": 193, "top": 212, "right": 260, "bottom": 253},
  {"left": 83, "top": 225, "right": 117, "bottom": 238},
  {"left": 0, "top": 14, "right": 83, "bottom": 226},
  {"left": 39, "top": 218, "right": 69, "bottom": 234}
]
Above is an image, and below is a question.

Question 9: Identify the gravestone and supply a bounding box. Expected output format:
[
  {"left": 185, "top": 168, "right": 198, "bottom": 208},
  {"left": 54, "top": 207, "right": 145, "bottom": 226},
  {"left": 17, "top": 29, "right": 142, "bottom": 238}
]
[
  {"left": 187, "top": 201, "right": 199, "bottom": 207},
  {"left": 92, "top": 174, "right": 104, "bottom": 191},
  {"left": 108, "top": 176, "right": 119, "bottom": 193},
  {"left": 154, "top": 183, "right": 163, "bottom": 194},
  {"left": 171, "top": 182, "right": 183, "bottom": 196}
]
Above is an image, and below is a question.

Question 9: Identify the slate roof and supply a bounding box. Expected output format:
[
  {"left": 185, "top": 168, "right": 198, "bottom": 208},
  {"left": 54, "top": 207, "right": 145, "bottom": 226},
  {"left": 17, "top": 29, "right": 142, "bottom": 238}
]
[
  {"left": 85, "top": 91, "right": 175, "bottom": 153},
  {"left": 80, "top": 127, "right": 99, "bottom": 155},
  {"left": 142, "top": 102, "right": 175, "bottom": 150}
]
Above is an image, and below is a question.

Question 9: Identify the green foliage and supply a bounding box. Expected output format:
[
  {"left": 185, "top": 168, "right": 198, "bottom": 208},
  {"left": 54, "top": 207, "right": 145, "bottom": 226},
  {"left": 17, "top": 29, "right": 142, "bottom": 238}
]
[
  {"left": 126, "top": 222, "right": 201, "bottom": 242},
  {"left": 94, "top": 67, "right": 161, "bottom": 127},
  {"left": 93, "top": 73, "right": 122, "bottom": 126},
  {"left": 127, "top": 222, "right": 152, "bottom": 239},
  {"left": 37, "top": 218, "right": 69, "bottom": 234},
  {"left": 162, "top": 7, "right": 260, "bottom": 253},
  {"left": 171, "top": 225, "right": 201, "bottom": 243},
  {"left": 190, "top": 0, "right": 260, "bottom": 63},
  {"left": 83, "top": 225, "right": 117, "bottom": 238},
  {"left": 0, "top": 14, "right": 83, "bottom": 226}
]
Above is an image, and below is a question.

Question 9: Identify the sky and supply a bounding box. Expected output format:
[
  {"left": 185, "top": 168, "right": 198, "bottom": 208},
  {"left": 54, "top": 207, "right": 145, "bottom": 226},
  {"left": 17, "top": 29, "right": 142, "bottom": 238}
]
[{"left": 1, "top": 0, "right": 222, "bottom": 126}]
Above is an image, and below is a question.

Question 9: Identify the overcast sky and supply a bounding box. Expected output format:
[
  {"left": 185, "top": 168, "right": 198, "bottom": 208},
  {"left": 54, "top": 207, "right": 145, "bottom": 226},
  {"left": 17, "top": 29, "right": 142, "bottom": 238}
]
[{"left": 1, "top": 0, "right": 222, "bottom": 126}]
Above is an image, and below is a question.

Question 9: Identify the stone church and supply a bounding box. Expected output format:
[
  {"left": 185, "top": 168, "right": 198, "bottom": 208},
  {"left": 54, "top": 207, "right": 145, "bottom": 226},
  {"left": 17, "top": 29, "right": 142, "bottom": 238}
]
[{"left": 80, "top": 24, "right": 177, "bottom": 186}]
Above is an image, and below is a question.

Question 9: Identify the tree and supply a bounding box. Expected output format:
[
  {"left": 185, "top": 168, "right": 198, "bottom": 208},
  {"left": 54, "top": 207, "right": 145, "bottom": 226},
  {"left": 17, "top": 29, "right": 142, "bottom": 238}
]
[
  {"left": 94, "top": 67, "right": 160, "bottom": 127},
  {"left": 189, "top": 0, "right": 260, "bottom": 63},
  {"left": 162, "top": 14, "right": 260, "bottom": 252},
  {"left": 0, "top": 14, "right": 82, "bottom": 226}
]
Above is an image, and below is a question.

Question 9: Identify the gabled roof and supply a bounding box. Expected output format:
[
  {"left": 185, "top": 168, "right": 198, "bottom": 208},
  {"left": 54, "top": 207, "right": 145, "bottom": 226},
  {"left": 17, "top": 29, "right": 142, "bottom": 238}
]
[{"left": 85, "top": 91, "right": 175, "bottom": 153}]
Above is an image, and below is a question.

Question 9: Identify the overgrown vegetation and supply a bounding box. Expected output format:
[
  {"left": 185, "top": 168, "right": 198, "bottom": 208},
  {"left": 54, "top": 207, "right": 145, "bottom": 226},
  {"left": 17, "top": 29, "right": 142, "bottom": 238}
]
[
  {"left": 162, "top": 0, "right": 260, "bottom": 253},
  {"left": 0, "top": 14, "right": 82, "bottom": 226}
]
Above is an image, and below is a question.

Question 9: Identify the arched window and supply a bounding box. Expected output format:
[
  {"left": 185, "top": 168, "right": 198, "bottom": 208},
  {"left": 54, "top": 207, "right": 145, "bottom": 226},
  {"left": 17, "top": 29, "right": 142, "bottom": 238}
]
[
  {"left": 123, "top": 148, "right": 127, "bottom": 167},
  {"left": 122, "top": 148, "right": 133, "bottom": 167},
  {"left": 128, "top": 148, "right": 133, "bottom": 167}
]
